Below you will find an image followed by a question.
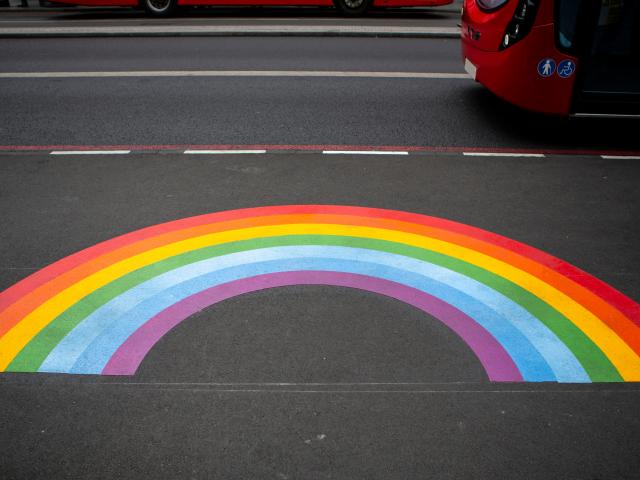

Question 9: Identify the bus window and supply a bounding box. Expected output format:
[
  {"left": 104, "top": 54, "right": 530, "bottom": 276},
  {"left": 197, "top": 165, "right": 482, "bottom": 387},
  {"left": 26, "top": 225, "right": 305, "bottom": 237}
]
[
  {"left": 577, "top": 0, "right": 640, "bottom": 108},
  {"left": 556, "top": 0, "right": 581, "bottom": 50}
]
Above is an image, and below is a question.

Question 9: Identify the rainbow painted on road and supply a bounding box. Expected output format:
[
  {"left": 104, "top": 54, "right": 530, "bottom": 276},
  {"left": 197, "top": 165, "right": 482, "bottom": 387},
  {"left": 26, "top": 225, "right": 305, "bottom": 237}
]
[{"left": 0, "top": 205, "right": 639, "bottom": 382}]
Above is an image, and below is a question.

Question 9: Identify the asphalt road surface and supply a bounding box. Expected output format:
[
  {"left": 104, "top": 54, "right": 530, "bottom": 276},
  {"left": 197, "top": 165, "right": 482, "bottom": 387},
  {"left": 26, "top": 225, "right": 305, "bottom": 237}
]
[
  {"left": 1, "top": 31, "right": 639, "bottom": 480},
  {"left": 0, "top": 5, "right": 461, "bottom": 28},
  {"left": 1, "top": 36, "right": 639, "bottom": 151}
]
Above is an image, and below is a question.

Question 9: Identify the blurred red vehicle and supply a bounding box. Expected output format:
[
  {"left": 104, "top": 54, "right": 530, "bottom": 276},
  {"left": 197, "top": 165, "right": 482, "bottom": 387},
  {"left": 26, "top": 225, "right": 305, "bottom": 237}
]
[
  {"left": 462, "top": 0, "right": 640, "bottom": 116},
  {"left": 51, "top": 0, "right": 452, "bottom": 17}
]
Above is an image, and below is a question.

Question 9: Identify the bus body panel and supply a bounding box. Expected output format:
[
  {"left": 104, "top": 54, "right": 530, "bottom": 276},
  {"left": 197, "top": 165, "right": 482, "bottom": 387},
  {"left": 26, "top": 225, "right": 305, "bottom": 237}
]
[
  {"left": 462, "top": 22, "right": 578, "bottom": 115},
  {"left": 47, "top": 0, "right": 137, "bottom": 5},
  {"left": 48, "top": 0, "right": 452, "bottom": 7},
  {"left": 462, "top": 0, "right": 579, "bottom": 115},
  {"left": 374, "top": 0, "right": 454, "bottom": 6},
  {"left": 461, "top": 0, "right": 557, "bottom": 52},
  {"left": 182, "top": 0, "right": 450, "bottom": 5},
  {"left": 461, "top": 0, "right": 519, "bottom": 51},
  {"left": 463, "top": 0, "right": 640, "bottom": 115},
  {"left": 181, "top": 0, "right": 331, "bottom": 5}
]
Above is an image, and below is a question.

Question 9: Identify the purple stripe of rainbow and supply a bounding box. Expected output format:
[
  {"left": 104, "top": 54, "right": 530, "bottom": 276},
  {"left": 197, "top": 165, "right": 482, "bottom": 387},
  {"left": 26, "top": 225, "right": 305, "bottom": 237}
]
[{"left": 103, "top": 271, "right": 522, "bottom": 381}]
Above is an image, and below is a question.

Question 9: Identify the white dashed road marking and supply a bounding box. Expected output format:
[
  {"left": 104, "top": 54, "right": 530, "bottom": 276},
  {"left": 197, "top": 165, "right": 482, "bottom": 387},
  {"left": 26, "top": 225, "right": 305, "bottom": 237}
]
[
  {"left": 184, "top": 150, "right": 267, "bottom": 154},
  {"left": 50, "top": 150, "right": 131, "bottom": 155},
  {"left": 463, "top": 152, "right": 546, "bottom": 158},
  {"left": 0, "top": 70, "right": 470, "bottom": 80},
  {"left": 322, "top": 150, "right": 409, "bottom": 155}
]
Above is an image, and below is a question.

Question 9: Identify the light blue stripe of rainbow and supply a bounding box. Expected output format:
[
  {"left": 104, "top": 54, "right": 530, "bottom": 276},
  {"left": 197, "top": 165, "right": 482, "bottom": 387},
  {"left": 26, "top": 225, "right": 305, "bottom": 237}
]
[{"left": 39, "top": 246, "right": 590, "bottom": 382}]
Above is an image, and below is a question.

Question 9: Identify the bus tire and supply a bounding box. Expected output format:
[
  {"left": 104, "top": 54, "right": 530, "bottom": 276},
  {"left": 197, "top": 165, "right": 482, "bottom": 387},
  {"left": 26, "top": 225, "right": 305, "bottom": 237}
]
[
  {"left": 333, "top": 0, "right": 371, "bottom": 16},
  {"left": 141, "top": 0, "right": 177, "bottom": 16}
]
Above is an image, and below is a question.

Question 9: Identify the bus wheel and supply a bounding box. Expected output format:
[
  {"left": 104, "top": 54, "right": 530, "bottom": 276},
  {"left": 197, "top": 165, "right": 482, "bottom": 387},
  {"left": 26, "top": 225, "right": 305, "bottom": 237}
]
[
  {"left": 333, "top": 0, "right": 370, "bottom": 16},
  {"left": 142, "top": 0, "right": 177, "bottom": 16}
]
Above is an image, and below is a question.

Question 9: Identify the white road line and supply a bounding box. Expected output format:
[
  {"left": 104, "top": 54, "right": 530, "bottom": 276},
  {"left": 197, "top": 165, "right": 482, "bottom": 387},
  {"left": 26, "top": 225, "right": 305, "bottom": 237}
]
[
  {"left": 601, "top": 155, "right": 640, "bottom": 160},
  {"left": 166, "top": 389, "right": 640, "bottom": 394},
  {"left": 94, "top": 382, "right": 476, "bottom": 386},
  {"left": 0, "top": 70, "right": 469, "bottom": 80},
  {"left": 463, "top": 152, "right": 545, "bottom": 157},
  {"left": 0, "top": 25, "right": 461, "bottom": 37},
  {"left": 43, "top": 383, "right": 640, "bottom": 394},
  {"left": 50, "top": 150, "right": 131, "bottom": 155},
  {"left": 322, "top": 150, "right": 409, "bottom": 155},
  {"left": 184, "top": 149, "right": 267, "bottom": 154},
  {"left": 1, "top": 380, "right": 636, "bottom": 393}
]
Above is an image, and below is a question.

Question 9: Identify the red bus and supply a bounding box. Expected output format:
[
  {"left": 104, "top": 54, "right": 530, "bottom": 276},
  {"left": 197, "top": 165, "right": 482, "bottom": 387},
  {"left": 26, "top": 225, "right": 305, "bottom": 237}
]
[
  {"left": 50, "top": 0, "right": 452, "bottom": 17},
  {"left": 462, "top": 0, "right": 640, "bottom": 116}
]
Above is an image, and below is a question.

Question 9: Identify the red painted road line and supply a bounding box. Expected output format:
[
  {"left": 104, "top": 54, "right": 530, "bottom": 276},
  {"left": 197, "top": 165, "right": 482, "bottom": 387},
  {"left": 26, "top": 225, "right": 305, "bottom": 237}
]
[{"left": 0, "top": 144, "right": 639, "bottom": 156}]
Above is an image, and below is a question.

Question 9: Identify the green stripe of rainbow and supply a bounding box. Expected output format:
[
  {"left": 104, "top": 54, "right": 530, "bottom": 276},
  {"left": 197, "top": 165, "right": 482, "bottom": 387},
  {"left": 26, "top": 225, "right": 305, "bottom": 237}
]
[{"left": 0, "top": 205, "right": 638, "bottom": 381}]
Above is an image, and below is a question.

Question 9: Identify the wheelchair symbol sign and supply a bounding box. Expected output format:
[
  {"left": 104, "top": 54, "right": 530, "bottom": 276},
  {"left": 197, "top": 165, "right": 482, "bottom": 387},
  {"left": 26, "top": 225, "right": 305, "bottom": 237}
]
[
  {"left": 557, "top": 60, "right": 576, "bottom": 78},
  {"left": 537, "top": 58, "right": 556, "bottom": 77}
]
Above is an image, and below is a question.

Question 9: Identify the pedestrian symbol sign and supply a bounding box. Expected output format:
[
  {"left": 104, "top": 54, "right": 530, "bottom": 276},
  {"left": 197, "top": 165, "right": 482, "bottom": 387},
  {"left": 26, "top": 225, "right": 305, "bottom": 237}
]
[
  {"left": 557, "top": 60, "right": 576, "bottom": 78},
  {"left": 537, "top": 58, "right": 556, "bottom": 77}
]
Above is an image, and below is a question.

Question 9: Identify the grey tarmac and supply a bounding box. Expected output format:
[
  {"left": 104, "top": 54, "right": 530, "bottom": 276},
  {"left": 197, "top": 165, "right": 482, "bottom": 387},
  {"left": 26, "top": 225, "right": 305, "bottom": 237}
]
[
  {"left": 1, "top": 151, "right": 640, "bottom": 479},
  {"left": 1, "top": 24, "right": 639, "bottom": 480}
]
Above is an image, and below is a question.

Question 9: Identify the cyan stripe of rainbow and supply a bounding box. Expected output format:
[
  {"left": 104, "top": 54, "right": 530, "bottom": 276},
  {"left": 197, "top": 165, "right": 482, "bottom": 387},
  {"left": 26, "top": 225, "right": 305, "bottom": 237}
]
[
  {"left": 38, "top": 246, "right": 590, "bottom": 382},
  {"left": 104, "top": 271, "right": 520, "bottom": 379}
]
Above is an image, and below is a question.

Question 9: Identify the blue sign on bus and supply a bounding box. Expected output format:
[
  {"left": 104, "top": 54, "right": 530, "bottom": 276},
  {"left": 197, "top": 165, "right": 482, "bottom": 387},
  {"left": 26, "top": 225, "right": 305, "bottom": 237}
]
[
  {"left": 557, "top": 60, "right": 576, "bottom": 78},
  {"left": 537, "top": 58, "right": 556, "bottom": 77}
]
